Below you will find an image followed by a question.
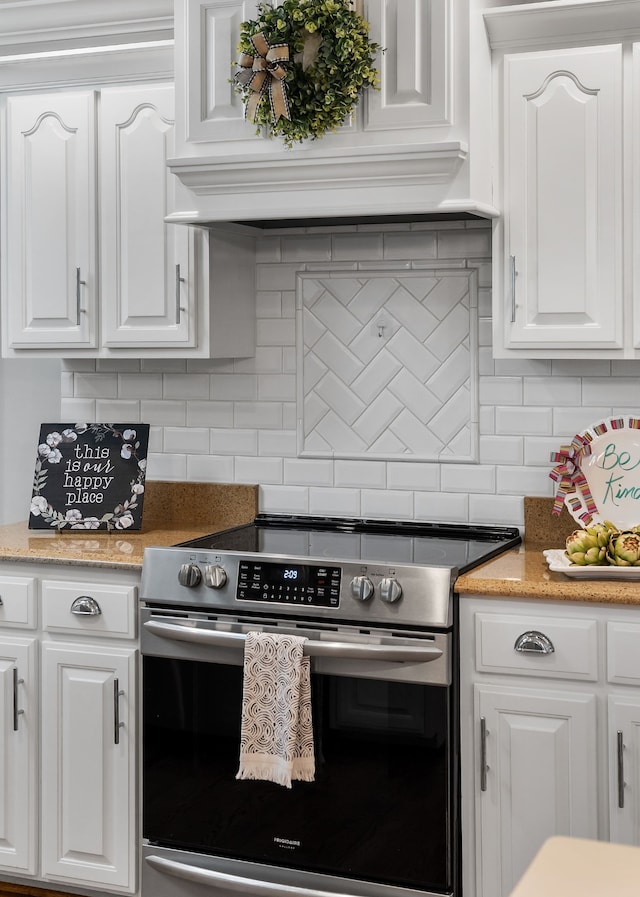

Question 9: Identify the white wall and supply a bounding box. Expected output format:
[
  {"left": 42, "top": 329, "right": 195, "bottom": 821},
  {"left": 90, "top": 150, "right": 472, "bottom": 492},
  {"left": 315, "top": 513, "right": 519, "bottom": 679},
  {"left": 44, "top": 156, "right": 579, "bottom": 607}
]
[
  {"left": 0, "top": 358, "right": 61, "bottom": 523},
  {"left": 58, "top": 220, "right": 640, "bottom": 530}
]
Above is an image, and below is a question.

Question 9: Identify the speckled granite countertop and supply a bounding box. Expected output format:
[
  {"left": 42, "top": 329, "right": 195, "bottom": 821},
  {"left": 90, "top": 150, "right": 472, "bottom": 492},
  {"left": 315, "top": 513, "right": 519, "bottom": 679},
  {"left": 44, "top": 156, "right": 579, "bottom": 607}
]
[
  {"left": 0, "top": 481, "right": 258, "bottom": 570},
  {"left": 456, "top": 497, "right": 640, "bottom": 606}
]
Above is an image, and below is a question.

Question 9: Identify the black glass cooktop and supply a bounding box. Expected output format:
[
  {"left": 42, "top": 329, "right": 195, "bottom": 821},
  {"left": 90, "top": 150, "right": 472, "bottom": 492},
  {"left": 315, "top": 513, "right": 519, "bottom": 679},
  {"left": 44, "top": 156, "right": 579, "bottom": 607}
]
[{"left": 179, "top": 514, "right": 521, "bottom": 574}]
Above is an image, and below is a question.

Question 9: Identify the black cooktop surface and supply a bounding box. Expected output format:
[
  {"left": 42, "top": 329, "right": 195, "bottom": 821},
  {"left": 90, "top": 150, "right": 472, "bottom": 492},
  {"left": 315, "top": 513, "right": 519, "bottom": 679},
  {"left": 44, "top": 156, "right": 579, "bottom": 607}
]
[{"left": 179, "top": 514, "right": 521, "bottom": 574}]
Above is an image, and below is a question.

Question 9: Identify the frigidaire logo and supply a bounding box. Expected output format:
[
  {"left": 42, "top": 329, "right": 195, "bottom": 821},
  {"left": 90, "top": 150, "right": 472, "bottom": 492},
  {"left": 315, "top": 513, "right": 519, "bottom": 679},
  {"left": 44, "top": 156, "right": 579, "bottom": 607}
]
[{"left": 274, "top": 837, "right": 301, "bottom": 849}]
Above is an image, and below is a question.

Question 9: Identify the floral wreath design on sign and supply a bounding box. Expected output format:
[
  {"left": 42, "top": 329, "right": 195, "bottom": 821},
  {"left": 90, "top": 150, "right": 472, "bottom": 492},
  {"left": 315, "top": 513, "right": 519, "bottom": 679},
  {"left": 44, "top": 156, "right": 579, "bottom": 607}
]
[
  {"left": 549, "top": 416, "right": 640, "bottom": 568},
  {"left": 30, "top": 424, "right": 147, "bottom": 530},
  {"left": 232, "top": 0, "right": 381, "bottom": 147}
]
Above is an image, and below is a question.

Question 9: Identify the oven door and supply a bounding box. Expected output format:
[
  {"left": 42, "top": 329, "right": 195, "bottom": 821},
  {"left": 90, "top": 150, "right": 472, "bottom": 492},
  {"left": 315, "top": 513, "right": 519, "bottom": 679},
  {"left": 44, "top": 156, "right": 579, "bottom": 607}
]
[{"left": 140, "top": 607, "right": 457, "bottom": 897}]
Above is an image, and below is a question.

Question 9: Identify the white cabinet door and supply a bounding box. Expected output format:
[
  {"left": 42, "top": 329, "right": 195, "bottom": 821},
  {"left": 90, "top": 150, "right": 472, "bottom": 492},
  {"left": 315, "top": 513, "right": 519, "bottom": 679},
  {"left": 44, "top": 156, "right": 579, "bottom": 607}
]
[
  {"left": 499, "top": 44, "right": 623, "bottom": 353},
  {"left": 40, "top": 641, "right": 136, "bottom": 892},
  {"left": 476, "top": 683, "right": 598, "bottom": 897},
  {"left": 0, "top": 636, "right": 37, "bottom": 875},
  {"left": 100, "top": 83, "right": 196, "bottom": 348},
  {"left": 609, "top": 695, "right": 640, "bottom": 846},
  {"left": 5, "top": 92, "right": 97, "bottom": 349}
]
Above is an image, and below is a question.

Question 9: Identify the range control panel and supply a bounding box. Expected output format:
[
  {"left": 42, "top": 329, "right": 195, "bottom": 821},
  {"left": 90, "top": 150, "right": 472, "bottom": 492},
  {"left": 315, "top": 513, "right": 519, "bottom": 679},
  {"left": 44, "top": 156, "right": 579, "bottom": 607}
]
[{"left": 237, "top": 561, "right": 342, "bottom": 607}]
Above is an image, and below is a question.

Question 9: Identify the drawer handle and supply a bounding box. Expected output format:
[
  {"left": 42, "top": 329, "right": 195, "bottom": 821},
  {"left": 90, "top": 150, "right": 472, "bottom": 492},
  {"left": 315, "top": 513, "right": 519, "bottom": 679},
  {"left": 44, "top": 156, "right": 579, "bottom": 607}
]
[
  {"left": 13, "top": 667, "right": 24, "bottom": 731},
  {"left": 617, "top": 731, "right": 625, "bottom": 809},
  {"left": 514, "top": 630, "right": 555, "bottom": 655},
  {"left": 70, "top": 595, "right": 102, "bottom": 616},
  {"left": 480, "top": 716, "right": 489, "bottom": 792}
]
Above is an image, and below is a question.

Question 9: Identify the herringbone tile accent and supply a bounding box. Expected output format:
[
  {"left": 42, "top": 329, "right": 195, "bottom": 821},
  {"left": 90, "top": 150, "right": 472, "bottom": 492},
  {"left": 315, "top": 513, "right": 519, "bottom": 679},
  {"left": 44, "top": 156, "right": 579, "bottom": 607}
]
[{"left": 298, "top": 270, "right": 479, "bottom": 462}]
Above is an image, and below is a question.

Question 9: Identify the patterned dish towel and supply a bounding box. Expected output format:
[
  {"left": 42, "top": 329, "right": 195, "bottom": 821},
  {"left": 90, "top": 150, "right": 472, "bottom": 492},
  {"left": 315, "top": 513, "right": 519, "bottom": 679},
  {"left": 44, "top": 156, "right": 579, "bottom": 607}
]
[{"left": 236, "top": 631, "right": 315, "bottom": 788}]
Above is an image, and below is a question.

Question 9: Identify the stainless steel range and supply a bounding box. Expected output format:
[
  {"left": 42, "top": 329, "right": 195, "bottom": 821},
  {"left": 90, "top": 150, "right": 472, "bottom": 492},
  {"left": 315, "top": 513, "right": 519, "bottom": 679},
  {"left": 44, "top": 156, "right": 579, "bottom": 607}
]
[{"left": 139, "top": 515, "right": 520, "bottom": 897}]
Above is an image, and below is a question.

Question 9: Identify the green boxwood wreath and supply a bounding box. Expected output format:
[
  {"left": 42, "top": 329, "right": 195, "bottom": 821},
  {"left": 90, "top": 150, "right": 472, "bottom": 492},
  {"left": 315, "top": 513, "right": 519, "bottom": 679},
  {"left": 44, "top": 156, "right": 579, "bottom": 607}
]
[{"left": 233, "top": 0, "right": 381, "bottom": 146}]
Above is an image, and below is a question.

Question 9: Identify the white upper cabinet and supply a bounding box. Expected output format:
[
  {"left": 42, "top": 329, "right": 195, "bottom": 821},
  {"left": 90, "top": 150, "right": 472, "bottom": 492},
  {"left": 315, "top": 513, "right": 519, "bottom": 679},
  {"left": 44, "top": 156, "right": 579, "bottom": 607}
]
[
  {"left": 486, "top": 1, "right": 640, "bottom": 359},
  {"left": 6, "top": 91, "right": 98, "bottom": 349},
  {"left": 502, "top": 45, "right": 623, "bottom": 353},
  {"left": 99, "top": 83, "right": 195, "bottom": 349},
  {"left": 168, "top": 0, "right": 495, "bottom": 223},
  {"left": 1, "top": 81, "right": 255, "bottom": 359}
]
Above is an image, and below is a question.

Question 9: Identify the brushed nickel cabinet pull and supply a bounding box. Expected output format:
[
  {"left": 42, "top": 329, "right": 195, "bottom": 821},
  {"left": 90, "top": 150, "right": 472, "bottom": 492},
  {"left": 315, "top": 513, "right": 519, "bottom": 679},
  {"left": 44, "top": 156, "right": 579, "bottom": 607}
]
[
  {"left": 76, "top": 266, "right": 86, "bottom": 324},
  {"left": 510, "top": 255, "right": 517, "bottom": 323},
  {"left": 480, "top": 716, "right": 488, "bottom": 792},
  {"left": 514, "top": 630, "right": 555, "bottom": 655},
  {"left": 70, "top": 595, "right": 102, "bottom": 616},
  {"left": 13, "top": 667, "right": 24, "bottom": 731},
  {"left": 175, "top": 264, "right": 186, "bottom": 323},
  {"left": 617, "top": 730, "right": 625, "bottom": 809},
  {"left": 114, "top": 678, "right": 125, "bottom": 745}
]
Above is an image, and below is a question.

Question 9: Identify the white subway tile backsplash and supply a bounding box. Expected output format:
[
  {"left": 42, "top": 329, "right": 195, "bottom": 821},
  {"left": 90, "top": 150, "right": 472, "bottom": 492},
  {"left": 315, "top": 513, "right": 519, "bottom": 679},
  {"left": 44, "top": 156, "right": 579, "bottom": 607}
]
[
  {"left": 415, "top": 491, "right": 468, "bottom": 522},
  {"left": 163, "top": 373, "right": 210, "bottom": 400},
  {"left": 163, "top": 427, "right": 210, "bottom": 455},
  {"left": 118, "top": 374, "right": 163, "bottom": 399},
  {"left": 187, "top": 401, "right": 234, "bottom": 428},
  {"left": 74, "top": 373, "right": 118, "bottom": 398},
  {"left": 284, "top": 458, "right": 334, "bottom": 486},
  {"left": 62, "top": 223, "right": 631, "bottom": 531},
  {"left": 234, "top": 402, "right": 283, "bottom": 430},
  {"left": 383, "top": 232, "right": 437, "bottom": 260},
  {"left": 441, "top": 465, "right": 495, "bottom": 493},
  {"left": 235, "top": 456, "right": 283, "bottom": 484},
  {"left": 140, "top": 400, "right": 186, "bottom": 427},
  {"left": 582, "top": 378, "right": 640, "bottom": 406},
  {"left": 259, "top": 430, "right": 297, "bottom": 457},
  {"left": 524, "top": 376, "right": 581, "bottom": 406},
  {"left": 497, "top": 466, "right": 553, "bottom": 496},
  {"left": 361, "top": 489, "right": 413, "bottom": 519},
  {"left": 95, "top": 400, "right": 140, "bottom": 420},
  {"left": 187, "top": 454, "right": 235, "bottom": 482},
  {"left": 210, "top": 428, "right": 258, "bottom": 456},
  {"left": 147, "top": 452, "right": 187, "bottom": 481},
  {"left": 309, "top": 487, "right": 361, "bottom": 517},
  {"left": 479, "top": 435, "right": 523, "bottom": 465},
  {"left": 496, "top": 406, "right": 553, "bottom": 436},
  {"left": 469, "top": 494, "right": 524, "bottom": 527},
  {"left": 334, "top": 460, "right": 387, "bottom": 489},
  {"left": 332, "top": 233, "right": 383, "bottom": 260},
  {"left": 210, "top": 374, "right": 258, "bottom": 401},
  {"left": 61, "top": 398, "right": 96, "bottom": 421},
  {"left": 552, "top": 406, "right": 611, "bottom": 437},
  {"left": 258, "top": 374, "right": 296, "bottom": 402},
  {"left": 387, "top": 462, "right": 439, "bottom": 491},
  {"left": 257, "top": 319, "right": 296, "bottom": 346},
  {"left": 261, "top": 485, "right": 309, "bottom": 514}
]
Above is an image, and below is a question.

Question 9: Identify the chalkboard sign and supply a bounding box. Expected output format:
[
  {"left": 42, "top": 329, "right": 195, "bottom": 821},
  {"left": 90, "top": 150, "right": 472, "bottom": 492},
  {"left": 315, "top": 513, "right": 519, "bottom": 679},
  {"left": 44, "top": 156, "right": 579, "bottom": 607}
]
[{"left": 29, "top": 423, "right": 150, "bottom": 531}]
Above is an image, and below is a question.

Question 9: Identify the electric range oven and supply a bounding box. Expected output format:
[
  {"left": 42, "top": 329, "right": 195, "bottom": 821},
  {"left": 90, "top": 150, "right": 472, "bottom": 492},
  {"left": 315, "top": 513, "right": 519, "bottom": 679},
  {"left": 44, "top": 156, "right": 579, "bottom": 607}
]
[{"left": 139, "top": 514, "right": 520, "bottom": 897}]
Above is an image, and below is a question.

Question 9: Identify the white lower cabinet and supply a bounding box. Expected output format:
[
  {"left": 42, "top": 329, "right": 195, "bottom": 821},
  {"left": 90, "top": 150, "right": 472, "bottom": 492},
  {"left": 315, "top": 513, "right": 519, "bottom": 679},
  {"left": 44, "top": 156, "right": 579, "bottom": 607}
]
[
  {"left": 461, "top": 597, "right": 640, "bottom": 897},
  {"left": 40, "top": 642, "right": 136, "bottom": 890},
  {"left": 0, "top": 564, "right": 138, "bottom": 894},
  {"left": 475, "top": 684, "right": 597, "bottom": 897},
  {"left": 0, "top": 635, "right": 37, "bottom": 875}
]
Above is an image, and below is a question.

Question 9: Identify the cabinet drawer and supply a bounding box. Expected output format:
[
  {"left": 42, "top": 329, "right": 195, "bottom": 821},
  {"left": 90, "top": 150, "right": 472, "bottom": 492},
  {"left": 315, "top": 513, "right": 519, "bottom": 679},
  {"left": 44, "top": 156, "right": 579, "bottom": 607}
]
[
  {"left": 41, "top": 580, "right": 136, "bottom": 638},
  {"left": 475, "top": 612, "right": 598, "bottom": 681},
  {"left": 0, "top": 575, "right": 36, "bottom": 628},
  {"left": 607, "top": 622, "right": 640, "bottom": 684}
]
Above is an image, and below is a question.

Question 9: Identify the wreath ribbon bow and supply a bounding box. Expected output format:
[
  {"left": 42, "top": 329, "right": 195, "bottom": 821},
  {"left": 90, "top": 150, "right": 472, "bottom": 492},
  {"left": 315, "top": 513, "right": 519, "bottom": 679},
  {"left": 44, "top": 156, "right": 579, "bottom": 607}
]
[
  {"left": 235, "top": 32, "right": 291, "bottom": 123},
  {"left": 549, "top": 434, "right": 597, "bottom": 517}
]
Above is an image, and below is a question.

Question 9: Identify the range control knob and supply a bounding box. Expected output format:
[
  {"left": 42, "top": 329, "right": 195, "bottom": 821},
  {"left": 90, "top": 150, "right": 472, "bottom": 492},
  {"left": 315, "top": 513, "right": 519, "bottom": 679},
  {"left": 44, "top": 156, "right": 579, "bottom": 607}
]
[
  {"left": 178, "top": 563, "right": 202, "bottom": 588},
  {"left": 350, "top": 575, "right": 374, "bottom": 602},
  {"left": 379, "top": 577, "right": 403, "bottom": 604},
  {"left": 204, "top": 564, "right": 228, "bottom": 589}
]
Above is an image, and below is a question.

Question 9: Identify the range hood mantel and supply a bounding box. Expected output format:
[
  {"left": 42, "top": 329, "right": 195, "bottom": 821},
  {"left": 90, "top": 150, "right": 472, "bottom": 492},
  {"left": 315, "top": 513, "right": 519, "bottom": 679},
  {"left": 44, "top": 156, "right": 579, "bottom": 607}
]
[{"left": 169, "top": 0, "right": 497, "bottom": 228}]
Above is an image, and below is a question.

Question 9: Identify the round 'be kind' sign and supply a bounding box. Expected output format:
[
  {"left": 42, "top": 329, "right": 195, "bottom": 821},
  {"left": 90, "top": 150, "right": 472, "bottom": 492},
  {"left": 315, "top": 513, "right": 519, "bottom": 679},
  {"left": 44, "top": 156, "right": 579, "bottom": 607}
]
[{"left": 29, "top": 423, "right": 150, "bottom": 531}]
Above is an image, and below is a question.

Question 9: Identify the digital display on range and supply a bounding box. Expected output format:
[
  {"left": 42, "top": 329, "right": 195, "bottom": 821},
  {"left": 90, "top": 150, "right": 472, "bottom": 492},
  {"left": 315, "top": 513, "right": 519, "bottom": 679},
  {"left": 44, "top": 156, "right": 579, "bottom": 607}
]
[{"left": 236, "top": 561, "right": 341, "bottom": 607}]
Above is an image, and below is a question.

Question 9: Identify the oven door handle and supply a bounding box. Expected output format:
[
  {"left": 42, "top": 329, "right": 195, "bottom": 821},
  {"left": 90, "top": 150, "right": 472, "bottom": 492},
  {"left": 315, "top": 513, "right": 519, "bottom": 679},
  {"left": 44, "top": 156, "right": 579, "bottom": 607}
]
[
  {"left": 143, "top": 620, "right": 443, "bottom": 663},
  {"left": 146, "top": 854, "right": 363, "bottom": 896}
]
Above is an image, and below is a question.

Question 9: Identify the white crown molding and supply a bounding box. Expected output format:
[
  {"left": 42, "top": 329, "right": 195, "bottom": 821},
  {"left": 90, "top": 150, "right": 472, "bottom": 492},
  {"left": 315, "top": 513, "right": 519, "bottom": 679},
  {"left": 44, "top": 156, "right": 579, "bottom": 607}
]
[
  {"left": 0, "top": 0, "right": 174, "bottom": 56},
  {"left": 484, "top": 0, "right": 640, "bottom": 51}
]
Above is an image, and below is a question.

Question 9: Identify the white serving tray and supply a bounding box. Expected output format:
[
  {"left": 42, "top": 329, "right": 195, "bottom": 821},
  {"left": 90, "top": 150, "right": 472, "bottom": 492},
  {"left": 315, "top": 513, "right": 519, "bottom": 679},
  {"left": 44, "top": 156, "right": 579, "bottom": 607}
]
[{"left": 543, "top": 548, "right": 640, "bottom": 580}]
